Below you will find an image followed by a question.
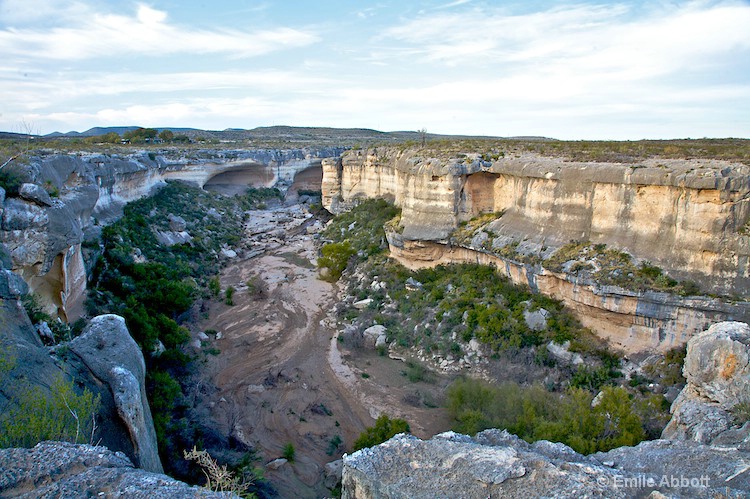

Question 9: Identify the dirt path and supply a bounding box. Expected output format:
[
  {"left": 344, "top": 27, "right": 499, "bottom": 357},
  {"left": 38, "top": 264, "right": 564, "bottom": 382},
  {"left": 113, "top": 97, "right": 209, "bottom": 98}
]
[{"left": 196, "top": 204, "right": 450, "bottom": 497}]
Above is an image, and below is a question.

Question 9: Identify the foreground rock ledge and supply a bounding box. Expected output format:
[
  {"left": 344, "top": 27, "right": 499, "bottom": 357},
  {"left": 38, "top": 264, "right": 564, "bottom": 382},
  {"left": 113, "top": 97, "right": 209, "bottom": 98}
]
[
  {"left": 342, "top": 430, "right": 749, "bottom": 498},
  {"left": 0, "top": 441, "right": 234, "bottom": 498},
  {"left": 342, "top": 321, "right": 750, "bottom": 498}
]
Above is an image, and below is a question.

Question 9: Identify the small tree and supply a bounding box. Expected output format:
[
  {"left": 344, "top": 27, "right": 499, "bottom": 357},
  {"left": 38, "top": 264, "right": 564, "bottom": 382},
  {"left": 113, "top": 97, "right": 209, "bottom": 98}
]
[
  {"left": 282, "top": 442, "right": 295, "bottom": 462},
  {"left": 318, "top": 242, "right": 355, "bottom": 282},
  {"left": 225, "top": 286, "right": 235, "bottom": 306},
  {"left": 159, "top": 130, "right": 174, "bottom": 142},
  {"left": 208, "top": 277, "right": 221, "bottom": 298},
  {"left": 353, "top": 414, "right": 410, "bottom": 451}
]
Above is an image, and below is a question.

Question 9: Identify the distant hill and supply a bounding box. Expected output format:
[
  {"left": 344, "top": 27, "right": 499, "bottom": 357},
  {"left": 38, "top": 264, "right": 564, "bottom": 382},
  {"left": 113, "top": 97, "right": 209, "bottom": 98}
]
[
  {"left": 45, "top": 126, "right": 203, "bottom": 138},
  {"left": 0, "top": 131, "right": 38, "bottom": 140},
  {"left": 0, "top": 124, "right": 556, "bottom": 147},
  {"left": 35, "top": 125, "right": 515, "bottom": 143}
]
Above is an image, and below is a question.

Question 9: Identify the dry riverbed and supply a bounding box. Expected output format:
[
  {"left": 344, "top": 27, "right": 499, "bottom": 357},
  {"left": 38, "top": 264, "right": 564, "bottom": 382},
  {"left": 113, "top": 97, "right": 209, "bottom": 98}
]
[{"left": 195, "top": 202, "right": 451, "bottom": 498}]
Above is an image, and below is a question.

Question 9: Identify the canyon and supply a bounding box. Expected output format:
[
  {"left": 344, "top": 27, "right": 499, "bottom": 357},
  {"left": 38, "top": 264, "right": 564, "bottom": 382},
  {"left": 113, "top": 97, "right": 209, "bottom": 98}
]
[
  {"left": 323, "top": 147, "right": 750, "bottom": 352},
  {"left": 2, "top": 138, "right": 750, "bottom": 497},
  {"left": 0, "top": 147, "right": 340, "bottom": 321}
]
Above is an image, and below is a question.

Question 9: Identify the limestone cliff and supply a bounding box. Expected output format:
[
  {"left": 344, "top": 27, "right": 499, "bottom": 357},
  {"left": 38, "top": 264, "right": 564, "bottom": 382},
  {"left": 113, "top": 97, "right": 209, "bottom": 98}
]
[
  {"left": 0, "top": 147, "right": 341, "bottom": 320},
  {"left": 341, "top": 321, "right": 750, "bottom": 498},
  {"left": 0, "top": 256, "right": 162, "bottom": 471},
  {"left": 323, "top": 148, "right": 750, "bottom": 352}
]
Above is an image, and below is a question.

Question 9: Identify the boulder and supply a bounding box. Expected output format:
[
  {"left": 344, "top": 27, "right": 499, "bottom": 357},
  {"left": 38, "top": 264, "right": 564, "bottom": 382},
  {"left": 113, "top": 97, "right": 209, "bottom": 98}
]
[
  {"left": 266, "top": 458, "right": 288, "bottom": 470},
  {"left": 19, "top": 182, "right": 54, "bottom": 207},
  {"left": 362, "top": 325, "right": 387, "bottom": 349},
  {"left": 546, "top": 341, "right": 584, "bottom": 366},
  {"left": 153, "top": 229, "right": 193, "bottom": 246},
  {"left": 167, "top": 213, "right": 187, "bottom": 232},
  {"left": 405, "top": 277, "right": 423, "bottom": 290},
  {"left": 353, "top": 298, "right": 373, "bottom": 310},
  {"left": 523, "top": 303, "right": 549, "bottom": 331},
  {"left": 0, "top": 268, "right": 28, "bottom": 298},
  {"left": 69, "top": 314, "right": 162, "bottom": 473},
  {"left": 325, "top": 459, "right": 344, "bottom": 489},
  {"left": 662, "top": 321, "right": 750, "bottom": 444},
  {"left": 36, "top": 321, "right": 54, "bottom": 342},
  {"left": 0, "top": 442, "right": 229, "bottom": 498}
]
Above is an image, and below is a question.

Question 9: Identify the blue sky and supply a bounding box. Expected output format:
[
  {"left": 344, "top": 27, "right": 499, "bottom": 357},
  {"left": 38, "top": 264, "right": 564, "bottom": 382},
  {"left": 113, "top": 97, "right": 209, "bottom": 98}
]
[{"left": 1, "top": 0, "right": 749, "bottom": 139}]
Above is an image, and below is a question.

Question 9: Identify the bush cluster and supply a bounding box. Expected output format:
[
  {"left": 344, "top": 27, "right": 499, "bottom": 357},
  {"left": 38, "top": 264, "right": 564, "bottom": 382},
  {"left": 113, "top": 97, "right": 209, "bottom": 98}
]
[
  {"left": 317, "top": 198, "right": 400, "bottom": 281},
  {"left": 545, "top": 241, "right": 702, "bottom": 295},
  {"left": 446, "top": 378, "right": 667, "bottom": 454},
  {"left": 0, "top": 352, "right": 101, "bottom": 449},
  {"left": 352, "top": 414, "right": 410, "bottom": 451}
]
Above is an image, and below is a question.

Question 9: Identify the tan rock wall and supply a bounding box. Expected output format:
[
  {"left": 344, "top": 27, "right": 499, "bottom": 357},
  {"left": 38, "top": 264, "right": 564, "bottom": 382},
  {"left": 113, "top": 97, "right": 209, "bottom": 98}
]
[{"left": 323, "top": 148, "right": 750, "bottom": 296}]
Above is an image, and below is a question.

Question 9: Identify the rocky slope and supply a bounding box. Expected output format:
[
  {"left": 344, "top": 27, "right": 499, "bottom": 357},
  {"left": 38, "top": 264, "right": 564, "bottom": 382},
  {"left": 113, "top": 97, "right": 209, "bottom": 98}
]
[
  {"left": 0, "top": 254, "right": 161, "bottom": 472},
  {"left": 0, "top": 147, "right": 341, "bottom": 320},
  {"left": 341, "top": 321, "right": 750, "bottom": 498},
  {"left": 322, "top": 148, "right": 750, "bottom": 352}
]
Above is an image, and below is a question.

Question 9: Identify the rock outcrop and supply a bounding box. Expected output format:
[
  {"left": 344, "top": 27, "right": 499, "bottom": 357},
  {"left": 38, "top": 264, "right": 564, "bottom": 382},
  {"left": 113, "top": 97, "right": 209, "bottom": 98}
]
[
  {"left": 323, "top": 148, "right": 750, "bottom": 352},
  {"left": 0, "top": 441, "right": 231, "bottom": 498},
  {"left": 69, "top": 314, "right": 162, "bottom": 473},
  {"left": 343, "top": 430, "right": 749, "bottom": 498},
  {"left": 0, "top": 254, "right": 161, "bottom": 473},
  {"left": 0, "top": 147, "right": 341, "bottom": 321},
  {"left": 662, "top": 321, "right": 750, "bottom": 444},
  {"left": 341, "top": 321, "right": 750, "bottom": 498}
]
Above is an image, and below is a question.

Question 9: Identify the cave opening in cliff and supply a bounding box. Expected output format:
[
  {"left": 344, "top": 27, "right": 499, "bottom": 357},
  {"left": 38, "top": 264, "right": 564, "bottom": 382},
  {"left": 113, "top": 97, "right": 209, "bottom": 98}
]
[
  {"left": 459, "top": 172, "right": 500, "bottom": 220},
  {"left": 203, "top": 162, "right": 275, "bottom": 195}
]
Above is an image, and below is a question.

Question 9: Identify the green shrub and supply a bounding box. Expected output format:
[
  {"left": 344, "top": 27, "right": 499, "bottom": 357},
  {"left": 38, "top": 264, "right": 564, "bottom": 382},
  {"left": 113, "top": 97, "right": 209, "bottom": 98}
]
[
  {"left": 326, "top": 435, "right": 343, "bottom": 456},
  {"left": 21, "top": 293, "right": 74, "bottom": 344},
  {"left": 404, "top": 361, "right": 431, "bottom": 383},
  {"left": 0, "top": 375, "right": 101, "bottom": 448},
  {"left": 225, "top": 286, "right": 235, "bottom": 306},
  {"left": 570, "top": 365, "right": 618, "bottom": 391},
  {"left": 282, "top": 443, "right": 295, "bottom": 462},
  {"left": 0, "top": 164, "right": 27, "bottom": 196},
  {"left": 353, "top": 414, "right": 410, "bottom": 451},
  {"left": 318, "top": 241, "right": 355, "bottom": 281},
  {"left": 643, "top": 346, "right": 686, "bottom": 387},
  {"left": 732, "top": 401, "right": 750, "bottom": 425},
  {"left": 208, "top": 277, "right": 221, "bottom": 298},
  {"left": 318, "top": 198, "right": 400, "bottom": 282},
  {"left": 445, "top": 378, "right": 650, "bottom": 454}
]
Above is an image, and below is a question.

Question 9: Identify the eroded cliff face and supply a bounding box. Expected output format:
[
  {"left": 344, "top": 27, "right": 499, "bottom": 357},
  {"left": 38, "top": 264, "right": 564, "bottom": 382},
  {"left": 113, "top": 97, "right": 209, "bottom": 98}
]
[
  {"left": 324, "top": 148, "right": 750, "bottom": 294},
  {"left": 323, "top": 148, "right": 750, "bottom": 352},
  {"left": 1, "top": 147, "right": 340, "bottom": 319}
]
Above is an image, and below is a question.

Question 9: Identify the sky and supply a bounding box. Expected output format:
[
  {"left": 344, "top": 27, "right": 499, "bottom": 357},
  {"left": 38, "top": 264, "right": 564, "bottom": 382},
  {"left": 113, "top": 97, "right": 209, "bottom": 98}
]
[{"left": 0, "top": 0, "right": 749, "bottom": 139}]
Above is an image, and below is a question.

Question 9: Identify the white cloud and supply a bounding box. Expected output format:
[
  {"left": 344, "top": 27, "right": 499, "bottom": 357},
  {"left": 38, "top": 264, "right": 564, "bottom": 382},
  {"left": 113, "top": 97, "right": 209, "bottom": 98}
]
[
  {"left": 380, "top": 1, "right": 750, "bottom": 77},
  {"left": 0, "top": 2, "right": 319, "bottom": 60}
]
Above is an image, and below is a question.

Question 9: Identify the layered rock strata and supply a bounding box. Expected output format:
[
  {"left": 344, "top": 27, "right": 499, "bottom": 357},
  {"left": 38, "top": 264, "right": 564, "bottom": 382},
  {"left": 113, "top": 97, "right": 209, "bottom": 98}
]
[
  {"left": 1, "top": 147, "right": 339, "bottom": 319},
  {"left": 323, "top": 148, "right": 750, "bottom": 352},
  {"left": 341, "top": 321, "right": 750, "bottom": 498}
]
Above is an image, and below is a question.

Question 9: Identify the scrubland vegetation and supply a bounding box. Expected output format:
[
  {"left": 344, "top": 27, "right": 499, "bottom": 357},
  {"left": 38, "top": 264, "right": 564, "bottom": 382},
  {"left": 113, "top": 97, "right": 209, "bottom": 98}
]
[
  {"left": 321, "top": 199, "right": 680, "bottom": 454},
  {"left": 452, "top": 212, "right": 703, "bottom": 296},
  {"left": 86, "top": 181, "right": 279, "bottom": 484},
  {"left": 395, "top": 137, "right": 750, "bottom": 165},
  {"left": 0, "top": 347, "right": 101, "bottom": 449}
]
